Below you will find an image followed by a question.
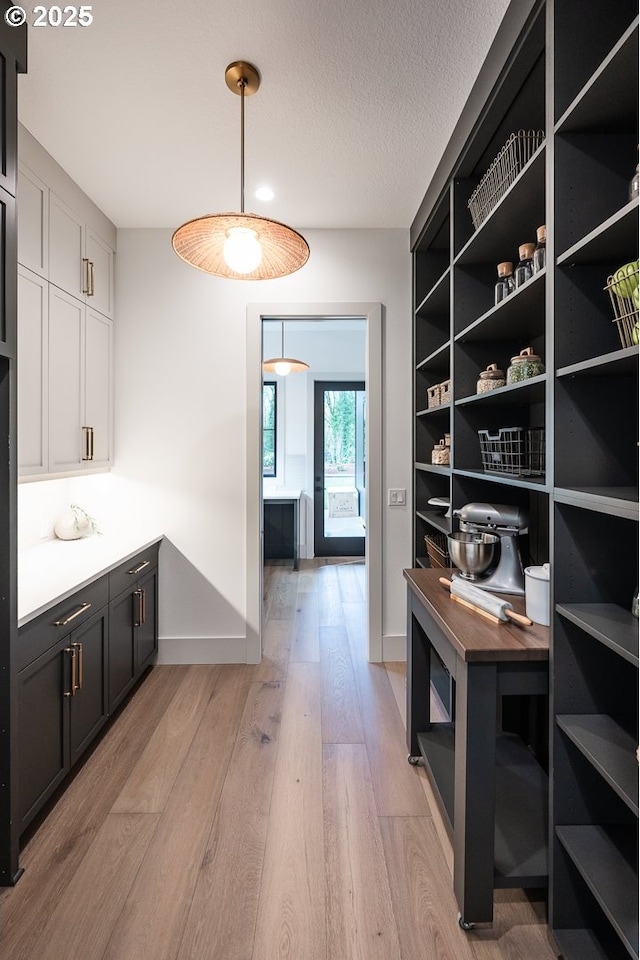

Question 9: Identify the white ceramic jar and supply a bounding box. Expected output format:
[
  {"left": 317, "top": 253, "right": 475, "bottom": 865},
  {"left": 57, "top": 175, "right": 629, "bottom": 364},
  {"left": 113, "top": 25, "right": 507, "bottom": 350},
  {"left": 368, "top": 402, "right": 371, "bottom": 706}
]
[{"left": 524, "top": 562, "right": 550, "bottom": 626}]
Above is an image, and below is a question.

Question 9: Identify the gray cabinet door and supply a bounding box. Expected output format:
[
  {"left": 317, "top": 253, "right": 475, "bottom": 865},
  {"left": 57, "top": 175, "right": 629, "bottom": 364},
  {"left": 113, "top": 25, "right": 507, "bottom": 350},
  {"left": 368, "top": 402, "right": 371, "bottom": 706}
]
[
  {"left": 108, "top": 589, "right": 136, "bottom": 712},
  {"left": 136, "top": 568, "right": 158, "bottom": 670},
  {"left": 68, "top": 608, "right": 108, "bottom": 765}
]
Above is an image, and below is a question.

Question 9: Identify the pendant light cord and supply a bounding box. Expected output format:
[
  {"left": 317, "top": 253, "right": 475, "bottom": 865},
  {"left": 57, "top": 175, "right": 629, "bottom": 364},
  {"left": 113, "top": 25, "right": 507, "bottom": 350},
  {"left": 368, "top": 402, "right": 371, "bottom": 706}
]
[
  {"left": 240, "top": 77, "right": 246, "bottom": 213},
  {"left": 281, "top": 320, "right": 285, "bottom": 356}
]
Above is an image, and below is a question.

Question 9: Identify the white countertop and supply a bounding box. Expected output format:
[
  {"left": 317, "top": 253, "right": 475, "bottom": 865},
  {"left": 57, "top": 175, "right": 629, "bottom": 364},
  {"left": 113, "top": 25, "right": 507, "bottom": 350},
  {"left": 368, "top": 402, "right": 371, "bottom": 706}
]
[
  {"left": 263, "top": 489, "right": 302, "bottom": 500},
  {"left": 18, "top": 530, "right": 164, "bottom": 627}
]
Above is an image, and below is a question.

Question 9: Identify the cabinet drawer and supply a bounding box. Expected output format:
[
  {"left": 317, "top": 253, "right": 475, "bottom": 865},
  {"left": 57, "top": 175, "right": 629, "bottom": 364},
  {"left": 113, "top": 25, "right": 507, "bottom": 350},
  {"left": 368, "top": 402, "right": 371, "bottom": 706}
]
[
  {"left": 18, "top": 575, "right": 109, "bottom": 670},
  {"left": 109, "top": 543, "right": 160, "bottom": 600}
]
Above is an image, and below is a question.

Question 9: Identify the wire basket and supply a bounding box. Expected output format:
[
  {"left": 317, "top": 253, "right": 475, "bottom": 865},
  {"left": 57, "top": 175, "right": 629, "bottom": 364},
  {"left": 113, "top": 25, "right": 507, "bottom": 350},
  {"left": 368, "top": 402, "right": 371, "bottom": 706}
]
[
  {"left": 424, "top": 533, "right": 450, "bottom": 569},
  {"left": 467, "top": 130, "right": 545, "bottom": 230},
  {"left": 478, "top": 427, "right": 545, "bottom": 477},
  {"left": 604, "top": 265, "right": 639, "bottom": 348}
]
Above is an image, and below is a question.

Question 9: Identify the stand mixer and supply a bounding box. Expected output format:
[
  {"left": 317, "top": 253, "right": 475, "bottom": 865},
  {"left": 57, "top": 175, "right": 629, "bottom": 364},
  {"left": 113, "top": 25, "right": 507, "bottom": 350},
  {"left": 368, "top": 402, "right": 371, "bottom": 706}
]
[{"left": 448, "top": 502, "right": 528, "bottom": 595}]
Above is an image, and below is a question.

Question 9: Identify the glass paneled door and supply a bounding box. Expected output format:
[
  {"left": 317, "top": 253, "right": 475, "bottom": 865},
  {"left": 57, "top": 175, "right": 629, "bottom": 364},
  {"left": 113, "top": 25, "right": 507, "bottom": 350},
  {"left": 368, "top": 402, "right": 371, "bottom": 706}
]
[{"left": 313, "top": 381, "right": 365, "bottom": 557}]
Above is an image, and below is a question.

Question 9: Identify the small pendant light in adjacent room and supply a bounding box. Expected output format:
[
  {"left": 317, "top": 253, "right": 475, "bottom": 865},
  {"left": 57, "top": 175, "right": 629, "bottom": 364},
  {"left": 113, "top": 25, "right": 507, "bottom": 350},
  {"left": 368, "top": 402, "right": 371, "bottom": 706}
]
[
  {"left": 262, "top": 321, "right": 309, "bottom": 376},
  {"left": 171, "top": 61, "right": 310, "bottom": 280}
]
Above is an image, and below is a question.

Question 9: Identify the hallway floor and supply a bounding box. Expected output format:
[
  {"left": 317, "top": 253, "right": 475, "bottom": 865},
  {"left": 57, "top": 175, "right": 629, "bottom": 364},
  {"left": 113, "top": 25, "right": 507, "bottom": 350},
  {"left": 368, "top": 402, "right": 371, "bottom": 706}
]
[{"left": 0, "top": 559, "right": 559, "bottom": 959}]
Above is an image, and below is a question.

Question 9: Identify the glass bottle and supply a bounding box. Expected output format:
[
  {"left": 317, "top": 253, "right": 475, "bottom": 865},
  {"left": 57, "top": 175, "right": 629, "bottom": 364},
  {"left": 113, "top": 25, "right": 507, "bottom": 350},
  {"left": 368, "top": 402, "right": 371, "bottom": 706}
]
[
  {"left": 533, "top": 225, "right": 546, "bottom": 273},
  {"left": 494, "top": 261, "right": 515, "bottom": 305},
  {"left": 514, "top": 242, "right": 535, "bottom": 288}
]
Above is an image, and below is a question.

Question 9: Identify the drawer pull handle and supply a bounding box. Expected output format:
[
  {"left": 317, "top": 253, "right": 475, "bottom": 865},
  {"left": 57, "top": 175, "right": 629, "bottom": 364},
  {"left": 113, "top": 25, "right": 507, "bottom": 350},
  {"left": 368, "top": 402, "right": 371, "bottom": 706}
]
[
  {"left": 82, "top": 257, "right": 90, "bottom": 295},
  {"left": 54, "top": 601, "right": 92, "bottom": 627},
  {"left": 64, "top": 646, "right": 78, "bottom": 697},
  {"left": 88, "top": 259, "right": 95, "bottom": 297},
  {"left": 128, "top": 560, "right": 150, "bottom": 575}
]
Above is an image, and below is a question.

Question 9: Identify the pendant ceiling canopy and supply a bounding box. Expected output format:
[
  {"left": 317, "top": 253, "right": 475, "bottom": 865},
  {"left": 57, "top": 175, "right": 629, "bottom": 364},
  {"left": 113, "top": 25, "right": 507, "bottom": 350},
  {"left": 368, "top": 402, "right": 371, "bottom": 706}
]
[{"left": 172, "top": 61, "right": 310, "bottom": 281}]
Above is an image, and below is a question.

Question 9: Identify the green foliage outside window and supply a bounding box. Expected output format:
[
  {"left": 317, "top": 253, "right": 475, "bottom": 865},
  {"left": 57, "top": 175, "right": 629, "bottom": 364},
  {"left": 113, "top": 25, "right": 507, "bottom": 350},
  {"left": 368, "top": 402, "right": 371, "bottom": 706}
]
[{"left": 263, "top": 382, "right": 276, "bottom": 476}]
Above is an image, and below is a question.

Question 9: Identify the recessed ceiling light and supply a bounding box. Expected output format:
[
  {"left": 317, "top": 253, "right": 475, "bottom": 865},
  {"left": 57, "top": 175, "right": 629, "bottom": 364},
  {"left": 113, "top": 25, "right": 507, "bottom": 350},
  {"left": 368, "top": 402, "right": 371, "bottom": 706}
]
[{"left": 255, "top": 185, "right": 275, "bottom": 202}]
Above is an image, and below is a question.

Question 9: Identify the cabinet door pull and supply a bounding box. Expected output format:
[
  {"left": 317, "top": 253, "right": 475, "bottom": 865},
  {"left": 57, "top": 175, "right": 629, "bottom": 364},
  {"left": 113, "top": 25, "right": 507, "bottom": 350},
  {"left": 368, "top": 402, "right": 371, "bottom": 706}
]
[
  {"left": 54, "top": 601, "right": 91, "bottom": 627},
  {"left": 140, "top": 587, "right": 146, "bottom": 625},
  {"left": 134, "top": 588, "right": 143, "bottom": 628},
  {"left": 82, "top": 426, "right": 91, "bottom": 461},
  {"left": 128, "top": 560, "right": 150, "bottom": 576},
  {"left": 82, "top": 257, "right": 90, "bottom": 295},
  {"left": 74, "top": 642, "right": 83, "bottom": 691},
  {"left": 64, "top": 646, "right": 78, "bottom": 697},
  {"left": 88, "top": 260, "right": 95, "bottom": 297},
  {"left": 89, "top": 426, "right": 94, "bottom": 460}
]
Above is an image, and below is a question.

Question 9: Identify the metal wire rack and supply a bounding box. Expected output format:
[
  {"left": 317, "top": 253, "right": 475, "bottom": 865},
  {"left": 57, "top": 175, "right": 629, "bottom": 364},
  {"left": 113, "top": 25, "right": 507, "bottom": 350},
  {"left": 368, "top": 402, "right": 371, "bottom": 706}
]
[
  {"left": 478, "top": 427, "right": 545, "bottom": 477},
  {"left": 467, "top": 130, "right": 545, "bottom": 230},
  {"left": 604, "top": 265, "right": 639, "bottom": 348}
]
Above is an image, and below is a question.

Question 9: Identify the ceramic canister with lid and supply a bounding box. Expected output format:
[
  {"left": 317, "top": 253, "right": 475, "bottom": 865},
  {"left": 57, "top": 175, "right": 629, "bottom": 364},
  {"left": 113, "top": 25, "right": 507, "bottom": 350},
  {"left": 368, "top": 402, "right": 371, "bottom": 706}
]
[
  {"left": 477, "top": 363, "right": 506, "bottom": 393},
  {"left": 507, "top": 347, "right": 545, "bottom": 384},
  {"left": 524, "top": 562, "right": 550, "bottom": 626}
]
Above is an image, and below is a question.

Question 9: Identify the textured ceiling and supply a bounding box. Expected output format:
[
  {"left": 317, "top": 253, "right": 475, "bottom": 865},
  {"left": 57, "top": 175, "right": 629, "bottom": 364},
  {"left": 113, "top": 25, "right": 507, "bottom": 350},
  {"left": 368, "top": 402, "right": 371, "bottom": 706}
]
[{"left": 17, "top": 0, "right": 511, "bottom": 230}]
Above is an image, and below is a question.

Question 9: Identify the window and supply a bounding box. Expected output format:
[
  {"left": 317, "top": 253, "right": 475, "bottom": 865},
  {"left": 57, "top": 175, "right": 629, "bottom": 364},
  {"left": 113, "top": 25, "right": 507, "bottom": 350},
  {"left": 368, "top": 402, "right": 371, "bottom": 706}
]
[{"left": 262, "top": 381, "right": 277, "bottom": 477}]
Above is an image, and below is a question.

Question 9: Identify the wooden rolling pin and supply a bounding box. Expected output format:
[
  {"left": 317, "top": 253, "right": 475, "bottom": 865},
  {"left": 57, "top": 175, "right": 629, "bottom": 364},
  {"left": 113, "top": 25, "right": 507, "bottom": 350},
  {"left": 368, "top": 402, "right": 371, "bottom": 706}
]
[{"left": 439, "top": 576, "right": 532, "bottom": 626}]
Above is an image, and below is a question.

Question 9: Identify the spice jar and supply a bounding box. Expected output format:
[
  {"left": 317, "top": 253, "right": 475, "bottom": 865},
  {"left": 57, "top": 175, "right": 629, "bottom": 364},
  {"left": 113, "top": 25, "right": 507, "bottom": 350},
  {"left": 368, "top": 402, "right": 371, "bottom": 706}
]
[
  {"left": 477, "top": 363, "right": 506, "bottom": 393},
  {"left": 533, "top": 225, "right": 546, "bottom": 273},
  {"left": 507, "top": 347, "right": 545, "bottom": 384},
  {"left": 494, "top": 262, "right": 515, "bottom": 305},
  {"left": 514, "top": 243, "right": 535, "bottom": 288}
]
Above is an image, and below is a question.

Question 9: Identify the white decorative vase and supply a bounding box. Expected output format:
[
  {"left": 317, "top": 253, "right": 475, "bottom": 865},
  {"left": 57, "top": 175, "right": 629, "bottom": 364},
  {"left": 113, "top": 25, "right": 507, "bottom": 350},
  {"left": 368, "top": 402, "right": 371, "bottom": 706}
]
[{"left": 54, "top": 506, "right": 92, "bottom": 541}]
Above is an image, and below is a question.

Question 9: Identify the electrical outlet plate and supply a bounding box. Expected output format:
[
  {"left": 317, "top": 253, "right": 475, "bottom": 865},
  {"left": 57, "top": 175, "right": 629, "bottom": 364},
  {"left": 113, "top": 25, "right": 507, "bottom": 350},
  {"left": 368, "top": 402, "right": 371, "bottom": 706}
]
[{"left": 388, "top": 488, "right": 406, "bottom": 506}]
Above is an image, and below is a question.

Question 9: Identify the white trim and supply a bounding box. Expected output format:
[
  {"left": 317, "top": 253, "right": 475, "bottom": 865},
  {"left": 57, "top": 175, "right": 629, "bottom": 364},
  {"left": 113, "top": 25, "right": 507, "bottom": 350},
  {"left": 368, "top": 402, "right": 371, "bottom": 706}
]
[
  {"left": 246, "top": 302, "right": 383, "bottom": 663},
  {"left": 157, "top": 637, "right": 247, "bottom": 665},
  {"left": 381, "top": 634, "right": 407, "bottom": 662}
]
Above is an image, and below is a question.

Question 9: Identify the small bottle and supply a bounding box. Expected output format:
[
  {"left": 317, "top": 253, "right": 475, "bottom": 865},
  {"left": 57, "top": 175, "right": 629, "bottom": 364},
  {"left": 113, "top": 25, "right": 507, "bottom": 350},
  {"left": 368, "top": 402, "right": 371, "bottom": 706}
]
[
  {"left": 514, "top": 243, "right": 535, "bottom": 288},
  {"left": 533, "top": 225, "right": 546, "bottom": 273},
  {"left": 494, "top": 261, "right": 515, "bottom": 305}
]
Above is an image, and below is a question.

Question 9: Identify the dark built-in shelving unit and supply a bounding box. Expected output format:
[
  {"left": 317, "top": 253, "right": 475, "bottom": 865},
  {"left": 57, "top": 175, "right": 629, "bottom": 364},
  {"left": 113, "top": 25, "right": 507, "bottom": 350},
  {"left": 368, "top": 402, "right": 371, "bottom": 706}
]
[{"left": 410, "top": 0, "right": 638, "bottom": 951}]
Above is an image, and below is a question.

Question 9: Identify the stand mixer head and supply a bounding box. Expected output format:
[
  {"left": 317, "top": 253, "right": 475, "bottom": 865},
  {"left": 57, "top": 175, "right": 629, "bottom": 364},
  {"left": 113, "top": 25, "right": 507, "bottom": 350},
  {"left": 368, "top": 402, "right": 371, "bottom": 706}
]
[{"left": 448, "top": 502, "right": 528, "bottom": 595}]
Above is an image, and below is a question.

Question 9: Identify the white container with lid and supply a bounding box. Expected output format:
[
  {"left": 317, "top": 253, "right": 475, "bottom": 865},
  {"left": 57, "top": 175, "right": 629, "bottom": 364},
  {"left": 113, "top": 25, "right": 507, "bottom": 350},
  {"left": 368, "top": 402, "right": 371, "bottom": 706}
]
[{"left": 524, "top": 562, "right": 550, "bottom": 626}]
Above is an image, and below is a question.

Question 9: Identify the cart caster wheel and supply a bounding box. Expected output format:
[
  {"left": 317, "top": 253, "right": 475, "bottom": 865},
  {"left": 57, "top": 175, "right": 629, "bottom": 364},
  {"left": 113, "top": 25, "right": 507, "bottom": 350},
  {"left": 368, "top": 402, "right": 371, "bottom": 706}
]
[
  {"left": 407, "top": 754, "right": 422, "bottom": 766},
  {"left": 458, "top": 916, "right": 475, "bottom": 932}
]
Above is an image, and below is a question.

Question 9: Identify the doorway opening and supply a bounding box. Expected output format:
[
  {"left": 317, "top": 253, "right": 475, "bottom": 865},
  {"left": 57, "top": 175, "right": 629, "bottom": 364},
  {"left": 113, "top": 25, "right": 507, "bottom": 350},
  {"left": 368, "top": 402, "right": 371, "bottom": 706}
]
[
  {"left": 246, "top": 302, "right": 382, "bottom": 664},
  {"left": 313, "top": 381, "right": 365, "bottom": 557}
]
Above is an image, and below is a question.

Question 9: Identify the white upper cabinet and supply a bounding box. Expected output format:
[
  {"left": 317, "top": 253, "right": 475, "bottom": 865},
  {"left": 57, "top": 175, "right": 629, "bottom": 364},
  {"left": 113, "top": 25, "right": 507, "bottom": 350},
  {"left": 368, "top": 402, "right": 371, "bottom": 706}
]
[
  {"left": 85, "top": 227, "right": 115, "bottom": 319},
  {"left": 17, "top": 266, "right": 48, "bottom": 476},
  {"left": 48, "top": 285, "right": 84, "bottom": 473},
  {"left": 17, "top": 164, "right": 48, "bottom": 278},
  {"left": 49, "top": 192, "right": 115, "bottom": 318},
  {"left": 84, "top": 307, "right": 113, "bottom": 467},
  {"left": 49, "top": 193, "right": 85, "bottom": 301}
]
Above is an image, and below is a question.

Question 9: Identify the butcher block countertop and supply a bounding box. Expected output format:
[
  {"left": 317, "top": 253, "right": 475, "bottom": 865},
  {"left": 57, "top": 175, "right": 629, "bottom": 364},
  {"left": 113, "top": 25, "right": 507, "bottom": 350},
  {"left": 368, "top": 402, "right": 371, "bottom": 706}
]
[{"left": 404, "top": 567, "right": 549, "bottom": 662}]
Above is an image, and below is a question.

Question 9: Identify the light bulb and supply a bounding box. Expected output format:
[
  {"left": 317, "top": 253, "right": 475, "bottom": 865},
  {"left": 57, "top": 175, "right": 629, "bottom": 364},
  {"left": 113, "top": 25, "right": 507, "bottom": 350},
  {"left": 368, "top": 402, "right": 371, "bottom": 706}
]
[
  {"left": 274, "top": 360, "right": 292, "bottom": 376},
  {"left": 223, "top": 227, "right": 262, "bottom": 274}
]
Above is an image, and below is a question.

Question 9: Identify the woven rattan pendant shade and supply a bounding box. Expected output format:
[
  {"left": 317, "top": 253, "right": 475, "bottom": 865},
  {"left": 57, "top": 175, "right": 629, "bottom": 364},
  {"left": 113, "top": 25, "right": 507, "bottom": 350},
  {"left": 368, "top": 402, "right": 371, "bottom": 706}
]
[
  {"left": 172, "top": 212, "right": 309, "bottom": 280},
  {"left": 172, "top": 61, "right": 310, "bottom": 281}
]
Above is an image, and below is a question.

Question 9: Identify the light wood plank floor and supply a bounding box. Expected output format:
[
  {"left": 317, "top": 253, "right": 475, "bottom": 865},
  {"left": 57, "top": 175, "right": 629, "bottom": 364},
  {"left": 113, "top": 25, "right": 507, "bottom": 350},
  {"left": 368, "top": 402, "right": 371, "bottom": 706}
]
[{"left": 0, "top": 559, "right": 560, "bottom": 960}]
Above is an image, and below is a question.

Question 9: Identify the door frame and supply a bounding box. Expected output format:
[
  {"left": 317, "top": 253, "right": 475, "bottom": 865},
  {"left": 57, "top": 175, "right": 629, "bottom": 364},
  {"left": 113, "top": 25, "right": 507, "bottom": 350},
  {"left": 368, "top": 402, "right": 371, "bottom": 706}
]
[{"left": 246, "top": 302, "right": 383, "bottom": 663}]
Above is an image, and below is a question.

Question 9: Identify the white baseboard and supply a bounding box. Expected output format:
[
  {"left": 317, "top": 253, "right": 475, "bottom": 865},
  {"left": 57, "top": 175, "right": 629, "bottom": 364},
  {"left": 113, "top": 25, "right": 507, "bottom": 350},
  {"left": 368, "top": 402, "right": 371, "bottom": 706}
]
[
  {"left": 381, "top": 634, "right": 406, "bottom": 662},
  {"left": 158, "top": 636, "right": 247, "bottom": 664}
]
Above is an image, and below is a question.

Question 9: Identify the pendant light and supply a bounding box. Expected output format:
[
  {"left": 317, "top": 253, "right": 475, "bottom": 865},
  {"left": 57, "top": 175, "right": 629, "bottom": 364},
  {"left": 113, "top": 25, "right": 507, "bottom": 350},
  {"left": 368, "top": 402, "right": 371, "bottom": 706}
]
[
  {"left": 262, "top": 321, "right": 309, "bottom": 376},
  {"left": 172, "top": 61, "right": 310, "bottom": 280}
]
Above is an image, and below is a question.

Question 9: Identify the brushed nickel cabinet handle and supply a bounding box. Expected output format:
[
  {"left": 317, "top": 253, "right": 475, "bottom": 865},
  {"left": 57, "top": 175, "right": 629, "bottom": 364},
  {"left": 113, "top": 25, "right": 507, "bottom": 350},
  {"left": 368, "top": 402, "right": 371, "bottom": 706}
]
[
  {"left": 128, "top": 560, "right": 150, "bottom": 576},
  {"left": 89, "top": 426, "right": 94, "bottom": 460},
  {"left": 64, "top": 646, "right": 77, "bottom": 697},
  {"left": 54, "top": 601, "right": 91, "bottom": 627},
  {"left": 82, "top": 257, "right": 90, "bottom": 295},
  {"left": 140, "top": 587, "right": 146, "bottom": 626},
  {"left": 88, "top": 260, "right": 95, "bottom": 297}
]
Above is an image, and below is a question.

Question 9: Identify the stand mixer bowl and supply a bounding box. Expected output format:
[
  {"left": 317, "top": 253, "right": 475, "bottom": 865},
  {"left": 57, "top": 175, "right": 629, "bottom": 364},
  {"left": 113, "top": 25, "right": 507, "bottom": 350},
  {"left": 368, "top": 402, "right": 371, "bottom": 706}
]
[{"left": 448, "top": 531, "right": 499, "bottom": 580}]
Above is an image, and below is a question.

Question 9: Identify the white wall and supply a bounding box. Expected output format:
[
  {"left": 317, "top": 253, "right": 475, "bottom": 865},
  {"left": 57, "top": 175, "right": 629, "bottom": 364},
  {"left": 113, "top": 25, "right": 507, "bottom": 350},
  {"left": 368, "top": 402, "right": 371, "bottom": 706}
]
[{"left": 114, "top": 227, "right": 411, "bottom": 662}]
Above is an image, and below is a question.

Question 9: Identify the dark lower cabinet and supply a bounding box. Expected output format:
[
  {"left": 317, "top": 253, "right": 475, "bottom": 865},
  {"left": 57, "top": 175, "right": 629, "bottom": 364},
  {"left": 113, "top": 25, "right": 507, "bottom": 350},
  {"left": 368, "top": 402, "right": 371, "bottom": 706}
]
[
  {"left": 16, "top": 540, "right": 161, "bottom": 840},
  {"left": 17, "top": 605, "right": 108, "bottom": 832},
  {"left": 108, "top": 560, "right": 158, "bottom": 711}
]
